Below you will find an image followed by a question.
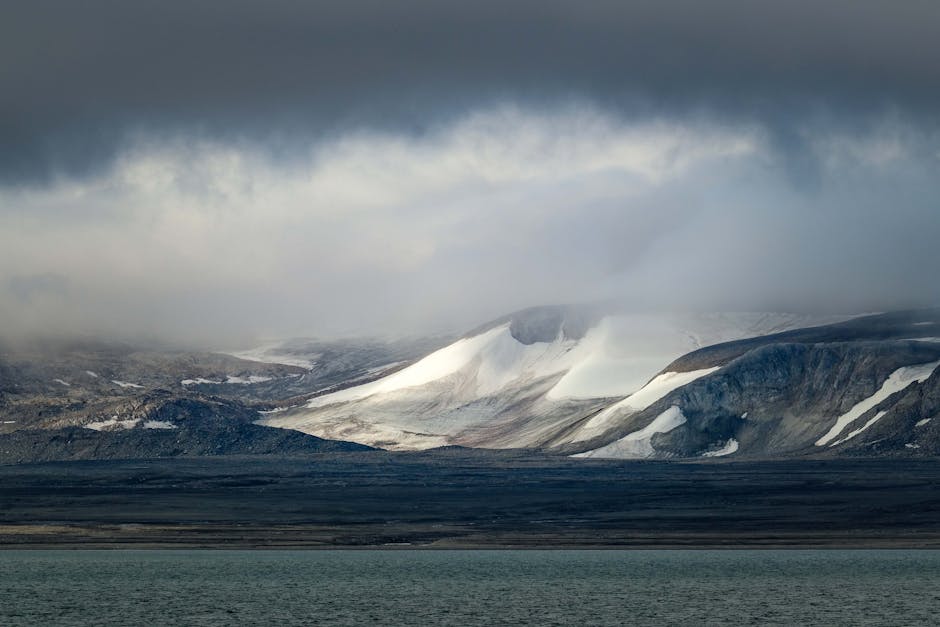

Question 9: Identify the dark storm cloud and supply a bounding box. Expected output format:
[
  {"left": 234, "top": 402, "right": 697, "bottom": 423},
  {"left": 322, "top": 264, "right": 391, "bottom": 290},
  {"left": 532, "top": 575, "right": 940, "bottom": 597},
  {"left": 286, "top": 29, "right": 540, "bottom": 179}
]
[{"left": 3, "top": 0, "right": 940, "bottom": 183}]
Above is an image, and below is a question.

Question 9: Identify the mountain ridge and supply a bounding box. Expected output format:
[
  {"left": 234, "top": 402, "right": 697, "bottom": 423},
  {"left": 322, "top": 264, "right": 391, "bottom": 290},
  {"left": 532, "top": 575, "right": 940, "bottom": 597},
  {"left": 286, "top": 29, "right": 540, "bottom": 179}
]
[{"left": 5, "top": 306, "right": 940, "bottom": 463}]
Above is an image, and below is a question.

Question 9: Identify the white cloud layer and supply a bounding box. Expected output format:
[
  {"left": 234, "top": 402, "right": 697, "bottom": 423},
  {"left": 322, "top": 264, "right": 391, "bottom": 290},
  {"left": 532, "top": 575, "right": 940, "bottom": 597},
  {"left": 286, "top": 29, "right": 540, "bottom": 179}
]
[{"left": 1, "top": 105, "right": 937, "bottom": 344}]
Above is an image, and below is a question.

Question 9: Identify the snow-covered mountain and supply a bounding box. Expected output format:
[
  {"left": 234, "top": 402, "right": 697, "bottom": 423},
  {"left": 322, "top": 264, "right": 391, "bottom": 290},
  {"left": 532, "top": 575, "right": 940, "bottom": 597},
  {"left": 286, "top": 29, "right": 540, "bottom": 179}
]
[
  {"left": 259, "top": 306, "right": 849, "bottom": 450},
  {"left": 8, "top": 306, "right": 940, "bottom": 464}
]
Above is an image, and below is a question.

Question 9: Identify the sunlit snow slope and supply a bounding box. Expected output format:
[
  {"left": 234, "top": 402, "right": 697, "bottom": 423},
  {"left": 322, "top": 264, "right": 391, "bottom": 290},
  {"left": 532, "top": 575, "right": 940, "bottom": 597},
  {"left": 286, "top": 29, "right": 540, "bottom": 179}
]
[{"left": 260, "top": 307, "right": 844, "bottom": 450}]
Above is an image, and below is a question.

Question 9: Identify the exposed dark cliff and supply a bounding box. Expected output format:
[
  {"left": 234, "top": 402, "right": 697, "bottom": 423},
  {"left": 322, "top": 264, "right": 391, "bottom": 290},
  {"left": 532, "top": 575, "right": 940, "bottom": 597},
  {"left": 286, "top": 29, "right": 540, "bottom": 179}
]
[{"left": 570, "top": 338, "right": 940, "bottom": 459}]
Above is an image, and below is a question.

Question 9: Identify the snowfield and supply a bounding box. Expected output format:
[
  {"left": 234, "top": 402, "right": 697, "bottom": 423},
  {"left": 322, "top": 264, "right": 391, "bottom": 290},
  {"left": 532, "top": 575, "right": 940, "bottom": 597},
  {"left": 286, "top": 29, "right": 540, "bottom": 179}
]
[
  {"left": 303, "top": 325, "right": 569, "bottom": 407},
  {"left": 262, "top": 311, "right": 852, "bottom": 451},
  {"left": 544, "top": 313, "right": 829, "bottom": 400}
]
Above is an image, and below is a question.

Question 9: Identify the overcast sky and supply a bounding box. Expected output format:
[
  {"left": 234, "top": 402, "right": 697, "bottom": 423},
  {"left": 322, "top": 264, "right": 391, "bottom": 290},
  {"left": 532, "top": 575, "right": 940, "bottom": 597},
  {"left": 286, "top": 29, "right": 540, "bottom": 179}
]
[{"left": 2, "top": 1, "right": 939, "bottom": 344}]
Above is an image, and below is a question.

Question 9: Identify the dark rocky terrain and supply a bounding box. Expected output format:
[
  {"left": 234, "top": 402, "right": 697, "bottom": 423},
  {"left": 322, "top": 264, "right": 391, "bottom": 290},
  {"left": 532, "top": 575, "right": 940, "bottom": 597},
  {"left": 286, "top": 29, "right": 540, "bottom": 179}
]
[
  {"left": 563, "top": 310, "right": 940, "bottom": 458},
  {"left": 0, "top": 335, "right": 440, "bottom": 463},
  {"left": 668, "top": 309, "right": 940, "bottom": 372},
  {"left": 195, "top": 335, "right": 451, "bottom": 403},
  {"left": 0, "top": 418, "right": 370, "bottom": 465},
  {"left": 3, "top": 453, "right": 940, "bottom": 548},
  {"left": 466, "top": 303, "right": 603, "bottom": 344}
]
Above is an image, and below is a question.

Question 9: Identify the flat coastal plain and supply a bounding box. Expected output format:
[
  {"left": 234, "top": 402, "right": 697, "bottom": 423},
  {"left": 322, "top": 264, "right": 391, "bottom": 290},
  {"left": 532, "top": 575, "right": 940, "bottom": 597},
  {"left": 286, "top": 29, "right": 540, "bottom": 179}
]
[{"left": 3, "top": 452, "right": 940, "bottom": 548}]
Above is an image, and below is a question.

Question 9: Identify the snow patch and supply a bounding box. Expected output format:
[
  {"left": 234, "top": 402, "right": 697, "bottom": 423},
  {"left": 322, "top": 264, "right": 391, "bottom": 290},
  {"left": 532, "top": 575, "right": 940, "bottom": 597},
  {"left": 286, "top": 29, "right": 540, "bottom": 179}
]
[
  {"left": 183, "top": 375, "right": 275, "bottom": 385},
  {"left": 258, "top": 406, "right": 296, "bottom": 415},
  {"left": 702, "top": 438, "right": 739, "bottom": 457},
  {"left": 112, "top": 380, "right": 144, "bottom": 389},
  {"left": 85, "top": 417, "right": 141, "bottom": 431},
  {"left": 181, "top": 378, "right": 223, "bottom": 385},
  {"left": 906, "top": 443, "right": 920, "bottom": 449},
  {"left": 916, "top": 418, "right": 932, "bottom": 427},
  {"left": 2, "top": 420, "right": 16, "bottom": 424},
  {"left": 225, "top": 375, "right": 274, "bottom": 384},
  {"left": 572, "top": 406, "right": 687, "bottom": 459},
  {"left": 570, "top": 368, "right": 719, "bottom": 442},
  {"left": 830, "top": 411, "right": 889, "bottom": 446},
  {"left": 142, "top": 420, "right": 177, "bottom": 429},
  {"left": 817, "top": 360, "right": 940, "bottom": 446},
  {"left": 85, "top": 370, "right": 99, "bottom": 378},
  {"left": 53, "top": 379, "right": 70, "bottom": 387},
  {"left": 619, "top": 368, "right": 720, "bottom": 412}
]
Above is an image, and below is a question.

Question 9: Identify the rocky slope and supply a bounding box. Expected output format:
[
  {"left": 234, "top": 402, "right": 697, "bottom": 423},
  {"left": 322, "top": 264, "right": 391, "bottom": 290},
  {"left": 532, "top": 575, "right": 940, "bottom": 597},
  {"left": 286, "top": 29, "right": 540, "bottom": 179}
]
[
  {"left": 568, "top": 310, "right": 940, "bottom": 459},
  {"left": 0, "top": 338, "right": 399, "bottom": 462},
  {"left": 0, "top": 419, "right": 371, "bottom": 464}
]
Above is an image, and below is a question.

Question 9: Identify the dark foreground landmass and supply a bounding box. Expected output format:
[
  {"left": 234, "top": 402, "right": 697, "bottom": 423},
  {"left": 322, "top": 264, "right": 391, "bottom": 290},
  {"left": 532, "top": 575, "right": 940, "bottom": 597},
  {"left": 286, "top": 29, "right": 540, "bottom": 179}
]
[{"left": 3, "top": 451, "right": 940, "bottom": 548}]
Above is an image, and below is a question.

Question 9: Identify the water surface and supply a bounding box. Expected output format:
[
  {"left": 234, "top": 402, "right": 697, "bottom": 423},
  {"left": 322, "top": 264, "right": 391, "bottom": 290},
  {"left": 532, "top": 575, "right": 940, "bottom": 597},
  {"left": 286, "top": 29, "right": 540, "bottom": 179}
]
[{"left": 2, "top": 549, "right": 938, "bottom": 625}]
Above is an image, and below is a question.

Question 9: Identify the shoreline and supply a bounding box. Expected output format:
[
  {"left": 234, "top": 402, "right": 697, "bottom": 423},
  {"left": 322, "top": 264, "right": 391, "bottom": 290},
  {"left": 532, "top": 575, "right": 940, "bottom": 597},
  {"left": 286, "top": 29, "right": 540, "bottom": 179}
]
[
  {"left": 6, "top": 524, "right": 940, "bottom": 550},
  {"left": 6, "top": 457, "right": 940, "bottom": 552}
]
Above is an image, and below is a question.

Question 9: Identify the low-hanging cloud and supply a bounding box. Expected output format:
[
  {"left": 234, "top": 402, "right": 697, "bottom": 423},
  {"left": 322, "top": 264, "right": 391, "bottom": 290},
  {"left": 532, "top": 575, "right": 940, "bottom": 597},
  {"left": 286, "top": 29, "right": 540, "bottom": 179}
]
[{"left": 0, "top": 105, "right": 937, "bottom": 344}]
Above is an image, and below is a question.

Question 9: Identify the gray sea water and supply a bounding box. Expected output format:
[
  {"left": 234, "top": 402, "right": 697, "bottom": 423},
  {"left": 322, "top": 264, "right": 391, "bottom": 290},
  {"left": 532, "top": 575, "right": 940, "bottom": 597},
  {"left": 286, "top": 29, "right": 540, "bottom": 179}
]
[{"left": 1, "top": 549, "right": 939, "bottom": 626}]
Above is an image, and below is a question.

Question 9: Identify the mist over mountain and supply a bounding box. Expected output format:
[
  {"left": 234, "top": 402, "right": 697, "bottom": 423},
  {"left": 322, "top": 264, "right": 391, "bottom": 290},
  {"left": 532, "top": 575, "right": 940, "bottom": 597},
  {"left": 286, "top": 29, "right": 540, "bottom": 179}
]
[{"left": 2, "top": 1, "right": 940, "bottom": 344}]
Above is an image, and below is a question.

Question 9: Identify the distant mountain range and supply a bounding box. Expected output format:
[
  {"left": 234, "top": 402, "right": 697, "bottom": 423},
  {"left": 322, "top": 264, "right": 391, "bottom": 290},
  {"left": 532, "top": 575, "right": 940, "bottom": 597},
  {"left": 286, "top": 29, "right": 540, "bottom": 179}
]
[{"left": 3, "top": 307, "right": 940, "bottom": 462}]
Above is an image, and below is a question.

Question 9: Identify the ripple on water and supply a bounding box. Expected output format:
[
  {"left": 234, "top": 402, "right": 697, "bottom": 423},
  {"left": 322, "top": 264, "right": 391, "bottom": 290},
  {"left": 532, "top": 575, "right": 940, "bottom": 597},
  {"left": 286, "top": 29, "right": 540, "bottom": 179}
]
[{"left": 2, "top": 549, "right": 940, "bottom": 626}]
